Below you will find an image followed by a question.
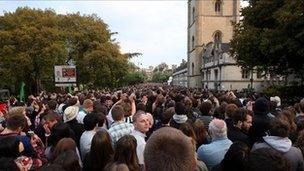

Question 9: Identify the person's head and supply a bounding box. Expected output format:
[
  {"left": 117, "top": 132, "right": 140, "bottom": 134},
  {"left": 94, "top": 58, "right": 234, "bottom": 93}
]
[
  {"left": 136, "top": 102, "right": 146, "bottom": 112},
  {"left": 63, "top": 106, "right": 79, "bottom": 123},
  {"left": 104, "top": 162, "right": 130, "bottom": 171},
  {"left": 269, "top": 118, "right": 290, "bottom": 138},
  {"left": 232, "top": 108, "right": 252, "bottom": 132},
  {"left": 8, "top": 107, "right": 26, "bottom": 117},
  {"left": 213, "top": 102, "right": 228, "bottom": 119},
  {"left": 144, "top": 127, "right": 196, "bottom": 171},
  {"left": 43, "top": 112, "right": 59, "bottom": 129},
  {"left": 199, "top": 101, "right": 213, "bottom": 116},
  {"left": 192, "top": 119, "right": 207, "bottom": 148},
  {"left": 53, "top": 150, "right": 81, "bottom": 171},
  {"left": 90, "top": 130, "right": 114, "bottom": 170},
  {"left": 277, "top": 109, "right": 297, "bottom": 133},
  {"left": 209, "top": 118, "right": 227, "bottom": 139},
  {"left": 132, "top": 111, "right": 150, "bottom": 133},
  {"left": 49, "top": 123, "right": 72, "bottom": 147},
  {"left": 111, "top": 105, "right": 125, "bottom": 121},
  {"left": 0, "top": 136, "right": 23, "bottom": 158},
  {"left": 220, "top": 141, "right": 250, "bottom": 171},
  {"left": 47, "top": 100, "right": 58, "bottom": 111},
  {"left": 179, "top": 122, "right": 196, "bottom": 143},
  {"left": 175, "top": 102, "right": 187, "bottom": 115},
  {"left": 184, "top": 97, "right": 193, "bottom": 111},
  {"left": 105, "top": 96, "right": 113, "bottom": 108},
  {"left": 270, "top": 96, "right": 281, "bottom": 107},
  {"left": 53, "top": 138, "right": 77, "bottom": 161},
  {"left": 93, "top": 102, "right": 108, "bottom": 115},
  {"left": 83, "top": 99, "right": 94, "bottom": 113},
  {"left": 165, "top": 99, "right": 176, "bottom": 109},
  {"left": 246, "top": 148, "right": 291, "bottom": 171},
  {"left": 114, "top": 135, "right": 139, "bottom": 171},
  {"left": 253, "top": 97, "right": 270, "bottom": 115},
  {"left": 155, "top": 94, "right": 165, "bottom": 106},
  {"left": 225, "top": 104, "right": 238, "bottom": 118},
  {"left": 83, "top": 113, "right": 99, "bottom": 131},
  {"left": 162, "top": 107, "right": 175, "bottom": 124},
  {"left": 121, "top": 99, "right": 132, "bottom": 117},
  {"left": 94, "top": 112, "right": 106, "bottom": 128},
  {"left": 66, "top": 97, "right": 78, "bottom": 106},
  {"left": 5, "top": 114, "right": 26, "bottom": 132}
]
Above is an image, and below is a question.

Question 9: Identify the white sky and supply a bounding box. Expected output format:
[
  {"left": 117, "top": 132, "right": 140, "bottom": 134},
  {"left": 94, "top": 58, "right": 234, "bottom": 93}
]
[{"left": 0, "top": 1, "right": 249, "bottom": 69}]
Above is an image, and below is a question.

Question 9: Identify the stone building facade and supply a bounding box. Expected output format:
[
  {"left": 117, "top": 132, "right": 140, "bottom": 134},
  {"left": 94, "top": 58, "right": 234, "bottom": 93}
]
[
  {"left": 171, "top": 66, "right": 188, "bottom": 87},
  {"left": 187, "top": 0, "right": 264, "bottom": 90}
]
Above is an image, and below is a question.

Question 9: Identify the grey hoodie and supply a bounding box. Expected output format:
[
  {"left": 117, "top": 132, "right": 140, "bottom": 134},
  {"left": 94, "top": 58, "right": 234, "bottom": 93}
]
[
  {"left": 252, "top": 136, "right": 304, "bottom": 171},
  {"left": 263, "top": 136, "right": 292, "bottom": 153},
  {"left": 172, "top": 114, "right": 188, "bottom": 124}
]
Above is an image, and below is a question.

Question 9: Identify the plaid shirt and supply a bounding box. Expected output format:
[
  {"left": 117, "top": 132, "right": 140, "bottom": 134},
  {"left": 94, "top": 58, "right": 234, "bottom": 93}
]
[{"left": 109, "top": 121, "right": 134, "bottom": 145}]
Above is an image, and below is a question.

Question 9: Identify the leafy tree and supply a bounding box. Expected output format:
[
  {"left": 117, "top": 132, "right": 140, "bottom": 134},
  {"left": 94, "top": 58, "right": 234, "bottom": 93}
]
[
  {"left": 127, "top": 62, "right": 140, "bottom": 72},
  {"left": 152, "top": 71, "right": 171, "bottom": 83},
  {"left": 58, "top": 13, "right": 130, "bottom": 88},
  {"left": 153, "top": 62, "right": 169, "bottom": 73},
  {"left": 0, "top": 8, "right": 67, "bottom": 93},
  {"left": 122, "top": 71, "right": 147, "bottom": 85},
  {"left": 230, "top": 0, "right": 304, "bottom": 83},
  {"left": 0, "top": 7, "right": 132, "bottom": 93}
]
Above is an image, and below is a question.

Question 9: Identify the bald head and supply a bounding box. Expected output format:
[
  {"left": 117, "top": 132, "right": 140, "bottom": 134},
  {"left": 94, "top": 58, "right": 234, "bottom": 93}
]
[{"left": 144, "top": 127, "right": 196, "bottom": 171}]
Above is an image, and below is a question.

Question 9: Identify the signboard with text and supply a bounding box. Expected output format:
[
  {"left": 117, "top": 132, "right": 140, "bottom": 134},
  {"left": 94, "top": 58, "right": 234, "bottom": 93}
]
[{"left": 54, "top": 65, "right": 77, "bottom": 87}]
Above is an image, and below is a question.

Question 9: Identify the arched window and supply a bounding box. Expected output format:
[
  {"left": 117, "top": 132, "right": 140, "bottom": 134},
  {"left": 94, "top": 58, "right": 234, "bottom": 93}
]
[
  {"left": 192, "top": 63, "right": 195, "bottom": 75},
  {"left": 215, "top": 0, "right": 221, "bottom": 12},
  {"left": 192, "top": 36, "right": 195, "bottom": 49},
  {"left": 213, "top": 31, "right": 222, "bottom": 48},
  {"left": 192, "top": 7, "right": 195, "bottom": 23}
]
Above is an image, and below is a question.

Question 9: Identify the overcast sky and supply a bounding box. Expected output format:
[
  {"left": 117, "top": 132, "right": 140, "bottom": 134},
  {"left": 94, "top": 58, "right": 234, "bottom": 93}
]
[{"left": 0, "top": 1, "right": 248, "bottom": 69}]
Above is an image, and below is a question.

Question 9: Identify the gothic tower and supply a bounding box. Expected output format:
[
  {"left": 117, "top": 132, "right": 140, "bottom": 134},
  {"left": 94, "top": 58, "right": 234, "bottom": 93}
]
[{"left": 187, "top": 0, "right": 240, "bottom": 88}]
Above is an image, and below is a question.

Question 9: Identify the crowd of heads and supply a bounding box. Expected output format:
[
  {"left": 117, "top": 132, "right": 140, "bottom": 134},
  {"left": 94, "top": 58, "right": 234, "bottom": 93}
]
[{"left": 0, "top": 84, "right": 303, "bottom": 171}]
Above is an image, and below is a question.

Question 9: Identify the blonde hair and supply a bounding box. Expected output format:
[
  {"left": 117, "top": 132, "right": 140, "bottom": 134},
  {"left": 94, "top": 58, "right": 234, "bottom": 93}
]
[{"left": 8, "top": 107, "right": 26, "bottom": 118}]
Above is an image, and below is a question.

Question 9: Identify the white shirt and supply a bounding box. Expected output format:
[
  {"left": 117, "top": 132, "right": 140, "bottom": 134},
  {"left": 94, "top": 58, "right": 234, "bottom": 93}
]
[
  {"left": 77, "top": 109, "right": 87, "bottom": 124},
  {"left": 130, "top": 129, "right": 146, "bottom": 165},
  {"left": 80, "top": 130, "right": 96, "bottom": 159}
]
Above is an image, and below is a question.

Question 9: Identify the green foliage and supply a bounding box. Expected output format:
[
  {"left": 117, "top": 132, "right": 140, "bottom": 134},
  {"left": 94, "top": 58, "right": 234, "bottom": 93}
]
[
  {"left": 122, "top": 71, "right": 147, "bottom": 85},
  {"left": 153, "top": 62, "right": 169, "bottom": 73},
  {"left": 231, "top": 0, "right": 304, "bottom": 79},
  {"left": 0, "top": 7, "right": 131, "bottom": 93},
  {"left": 151, "top": 71, "right": 170, "bottom": 83},
  {"left": 262, "top": 85, "right": 304, "bottom": 106}
]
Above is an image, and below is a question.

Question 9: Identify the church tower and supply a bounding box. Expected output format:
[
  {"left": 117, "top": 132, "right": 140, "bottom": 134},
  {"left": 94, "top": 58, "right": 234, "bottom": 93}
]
[{"left": 187, "top": 0, "right": 240, "bottom": 88}]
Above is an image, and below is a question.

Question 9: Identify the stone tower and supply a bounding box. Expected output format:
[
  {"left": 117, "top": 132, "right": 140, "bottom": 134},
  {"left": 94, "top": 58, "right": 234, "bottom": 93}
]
[{"left": 187, "top": 0, "right": 240, "bottom": 88}]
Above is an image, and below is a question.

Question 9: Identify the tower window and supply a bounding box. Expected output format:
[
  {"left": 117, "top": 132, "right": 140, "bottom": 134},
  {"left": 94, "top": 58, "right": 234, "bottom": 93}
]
[
  {"left": 192, "top": 7, "right": 195, "bottom": 23},
  {"left": 215, "top": 0, "right": 221, "bottom": 12},
  {"left": 192, "top": 36, "right": 195, "bottom": 49},
  {"left": 192, "top": 63, "right": 195, "bottom": 75},
  {"left": 213, "top": 31, "right": 222, "bottom": 48}
]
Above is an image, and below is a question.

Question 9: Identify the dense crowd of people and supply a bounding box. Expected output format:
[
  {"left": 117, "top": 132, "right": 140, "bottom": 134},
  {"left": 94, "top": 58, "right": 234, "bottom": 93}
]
[{"left": 0, "top": 84, "right": 304, "bottom": 171}]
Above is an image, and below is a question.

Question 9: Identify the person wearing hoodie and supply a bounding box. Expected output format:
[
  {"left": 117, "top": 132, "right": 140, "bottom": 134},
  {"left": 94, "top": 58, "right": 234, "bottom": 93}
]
[
  {"left": 169, "top": 102, "right": 190, "bottom": 129},
  {"left": 252, "top": 118, "right": 304, "bottom": 171},
  {"left": 249, "top": 97, "right": 273, "bottom": 145}
]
